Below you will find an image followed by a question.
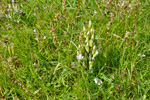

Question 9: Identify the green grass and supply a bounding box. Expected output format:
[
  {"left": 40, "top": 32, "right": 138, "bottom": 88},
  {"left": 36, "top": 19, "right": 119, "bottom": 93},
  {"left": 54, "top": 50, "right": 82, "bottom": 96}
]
[{"left": 0, "top": 0, "right": 150, "bottom": 99}]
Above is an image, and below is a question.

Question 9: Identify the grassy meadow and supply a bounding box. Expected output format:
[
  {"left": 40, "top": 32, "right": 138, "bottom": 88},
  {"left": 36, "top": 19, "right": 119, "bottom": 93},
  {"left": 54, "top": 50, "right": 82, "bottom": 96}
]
[{"left": 0, "top": 0, "right": 150, "bottom": 99}]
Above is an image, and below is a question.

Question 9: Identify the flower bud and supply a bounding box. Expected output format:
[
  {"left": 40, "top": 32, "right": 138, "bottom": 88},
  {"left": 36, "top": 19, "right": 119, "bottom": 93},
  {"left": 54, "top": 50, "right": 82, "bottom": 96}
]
[
  {"left": 89, "top": 20, "right": 92, "bottom": 28},
  {"left": 93, "top": 49, "right": 100, "bottom": 57},
  {"left": 87, "top": 31, "right": 90, "bottom": 36},
  {"left": 91, "top": 28, "right": 94, "bottom": 33},
  {"left": 89, "top": 61, "right": 93, "bottom": 70},
  {"left": 85, "top": 43, "right": 89, "bottom": 53},
  {"left": 93, "top": 45, "right": 96, "bottom": 50},
  {"left": 78, "top": 44, "right": 81, "bottom": 48},
  {"left": 91, "top": 34, "right": 94, "bottom": 40},
  {"left": 83, "top": 26, "right": 87, "bottom": 38},
  {"left": 92, "top": 45, "right": 96, "bottom": 55},
  {"left": 83, "top": 26, "right": 86, "bottom": 32}
]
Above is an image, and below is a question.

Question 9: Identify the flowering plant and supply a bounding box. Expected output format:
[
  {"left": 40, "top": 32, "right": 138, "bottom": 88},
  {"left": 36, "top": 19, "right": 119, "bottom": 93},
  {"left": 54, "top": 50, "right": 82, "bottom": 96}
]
[{"left": 76, "top": 21, "right": 100, "bottom": 71}]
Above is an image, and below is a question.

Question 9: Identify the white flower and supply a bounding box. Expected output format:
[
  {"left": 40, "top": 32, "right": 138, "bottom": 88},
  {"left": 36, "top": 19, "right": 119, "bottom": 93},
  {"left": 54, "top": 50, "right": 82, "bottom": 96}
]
[
  {"left": 142, "top": 54, "right": 146, "bottom": 57},
  {"left": 34, "top": 29, "right": 36, "bottom": 32},
  {"left": 94, "top": 78, "right": 103, "bottom": 85},
  {"left": 138, "top": 53, "right": 146, "bottom": 57},
  {"left": 95, "top": 50, "right": 99, "bottom": 55},
  {"left": 76, "top": 54, "right": 84, "bottom": 60},
  {"left": 20, "top": 4, "right": 23, "bottom": 7},
  {"left": 129, "top": 4, "right": 131, "bottom": 8},
  {"left": 35, "top": 37, "right": 38, "bottom": 41},
  {"left": 17, "top": 19, "right": 20, "bottom": 23},
  {"left": 137, "top": 53, "right": 141, "bottom": 56},
  {"left": 94, "top": 10, "right": 97, "bottom": 14},
  {"left": 33, "top": 62, "right": 36, "bottom": 65},
  {"left": 43, "top": 36, "right": 46, "bottom": 39},
  {"left": 34, "top": 12, "right": 36, "bottom": 16}
]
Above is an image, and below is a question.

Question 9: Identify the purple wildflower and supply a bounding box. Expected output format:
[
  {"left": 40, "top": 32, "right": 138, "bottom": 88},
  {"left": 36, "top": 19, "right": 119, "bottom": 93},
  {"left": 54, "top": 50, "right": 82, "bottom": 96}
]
[
  {"left": 72, "top": 62, "right": 77, "bottom": 66},
  {"left": 12, "top": 0, "right": 15, "bottom": 3}
]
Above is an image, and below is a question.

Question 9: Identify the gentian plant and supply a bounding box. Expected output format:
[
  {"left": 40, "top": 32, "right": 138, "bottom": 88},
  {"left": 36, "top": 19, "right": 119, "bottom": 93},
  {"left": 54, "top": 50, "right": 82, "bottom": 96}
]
[{"left": 76, "top": 21, "right": 100, "bottom": 71}]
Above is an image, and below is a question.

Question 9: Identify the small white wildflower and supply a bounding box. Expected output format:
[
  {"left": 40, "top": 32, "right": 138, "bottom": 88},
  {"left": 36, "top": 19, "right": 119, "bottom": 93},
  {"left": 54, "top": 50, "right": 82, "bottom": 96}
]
[
  {"left": 138, "top": 53, "right": 141, "bottom": 56},
  {"left": 17, "top": 19, "right": 20, "bottom": 23},
  {"left": 35, "top": 37, "right": 38, "bottom": 41},
  {"left": 94, "top": 78, "right": 103, "bottom": 85},
  {"left": 43, "top": 36, "right": 46, "bottom": 39},
  {"left": 95, "top": 50, "right": 99, "bottom": 55},
  {"left": 94, "top": 49, "right": 100, "bottom": 57},
  {"left": 76, "top": 54, "right": 84, "bottom": 60},
  {"left": 20, "top": 4, "right": 23, "bottom": 7},
  {"left": 129, "top": 4, "right": 131, "bottom": 8},
  {"left": 94, "top": 10, "right": 97, "bottom": 14},
  {"left": 121, "top": 3, "right": 125, "bottom": 7},
  {"left": 34, "top": 12, "right": 36, "bottom": 16},
  {"left": 34, "top": 29, "right": 36, "bottom": 32},
  {"left": 138, "top": 53, "right": 146, "bottom": 57},
  {"left": 33, "top": 62, "right": 36, "bottom": 65},
  {"left": 142, "top": 54, "right": 146, "bottom": 57}
]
